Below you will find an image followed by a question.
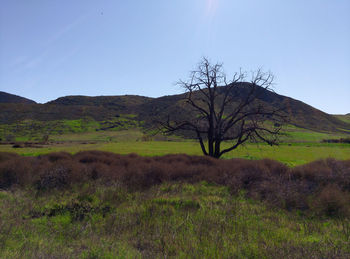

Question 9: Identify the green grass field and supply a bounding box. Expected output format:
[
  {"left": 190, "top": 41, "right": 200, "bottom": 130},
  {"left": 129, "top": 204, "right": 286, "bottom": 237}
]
[
  {"left": 1, "top": 121, "right": 350, "bottom": 166},
  {"left": 1, "top": 140, "right": 349, "bottom": 166},
  {"left": 1, "top": 182, "right": 349, "bottom": 258}
]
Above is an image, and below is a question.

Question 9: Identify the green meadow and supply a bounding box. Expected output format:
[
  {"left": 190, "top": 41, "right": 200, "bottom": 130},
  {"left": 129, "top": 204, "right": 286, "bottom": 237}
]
[
  {"left": 1, "top": 182, "right": 350, "bottom": 258},
  {"left": 1, "top": 141, "right": 350, "bottom": 167},
  {"left": 1, "top": 123, "right": 350, "bottom": 166}
]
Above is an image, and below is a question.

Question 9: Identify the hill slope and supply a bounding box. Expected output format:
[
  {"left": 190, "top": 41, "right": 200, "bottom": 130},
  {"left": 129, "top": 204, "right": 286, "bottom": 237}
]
[
  {"left": 137, "top": 85, "right": 350, "bottom": 133},
  {"left": 334, "top": 114, "right": 350, "bottom": 124},
  {"left": 0, "top": 91, "right": 36, "bottom": 104},
  {"left": 0, "top": 87, "right": 349, "bottom": 134}
]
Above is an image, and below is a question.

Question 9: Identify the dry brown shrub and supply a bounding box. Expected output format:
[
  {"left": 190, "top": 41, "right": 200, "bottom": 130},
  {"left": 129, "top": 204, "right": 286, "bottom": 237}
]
[
  {"left": 0, "top": 152, "right": 19, "bottom": 163},
  {"left": 222, "top": 159, "right": 284, "bottom": 193},
  {"left": 90, "top": 162, "right": 127, "bottom": 183},
  {"left": 292, "top": 159, "right": 349, "bottom": 184},
  {"left": 36, "top": 164, "right": 70, "bottom": 190},
  {"left": 0, "top": 156, "right": 36, "bottom": 188},
  {"left": 35, "top": 159, "right": 88, "bottom": 190},
  {"left": 39, "top": 152, "right": 72, "bottom": 162},
  {"left": 74, "top": 150, "right": 117, "bottom": 165},
  {"left": 311, "top": 184, "right": 350, "bottom": 218},
  {"left": 1, "top": 151, "right": 350, "bottom": 218},
  {"left": 121, "top": 163, "right": 165, "bottom": 189}
]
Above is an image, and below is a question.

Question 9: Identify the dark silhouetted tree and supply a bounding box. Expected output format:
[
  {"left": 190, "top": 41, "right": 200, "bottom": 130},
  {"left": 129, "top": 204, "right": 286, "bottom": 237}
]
[{"left": 162, "top": 58, "right": 285, "bottom": 158}]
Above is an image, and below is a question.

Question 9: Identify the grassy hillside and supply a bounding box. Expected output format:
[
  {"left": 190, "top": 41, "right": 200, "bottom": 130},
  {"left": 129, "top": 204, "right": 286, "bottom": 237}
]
[
  {"left": 137, "top": 85, "right": 350, "bottom": 134},
  {"left": 48, "top": 94, "right": 150, "bottom": 107},
  {"left": 0, "top": 103, "right": 118, "bottom": 124},
  {"left": 335, "top": 114, "right": 350, "bottom": 124},
  {"left": 1, "top": 86, "right": 349, "bottom": 135},
  {"left": 0, "top": 115, "right": 141, "bottom": 142}
]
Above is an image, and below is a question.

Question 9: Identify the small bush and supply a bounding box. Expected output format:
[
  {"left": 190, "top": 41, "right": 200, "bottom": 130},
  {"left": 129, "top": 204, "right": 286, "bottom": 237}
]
[
  {"left": 40, "top": 152, "right": 72, "bottom": 162},
  {"left": 322, "top": 138, "right": 350, "bottom": 144},
  {"left": 0, "top": 157, "right": 34, "bottom": 188},
  {"left": 0, "top": 152, "right": 19, "bottom": 163},
  {"left": 0, "top": 162, "right": 18, "bottom": 189},
  {"left": 312, "top": 184, "right": 350, "bottom": 218},
  {"left": 36, "top": 164, "right": 70, "bottom": 190}
]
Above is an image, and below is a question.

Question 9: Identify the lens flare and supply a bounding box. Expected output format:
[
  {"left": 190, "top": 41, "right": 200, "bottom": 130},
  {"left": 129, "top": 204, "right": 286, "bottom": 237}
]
[{"left": 206, "top": 0, "right": 219, "bottom": 15}]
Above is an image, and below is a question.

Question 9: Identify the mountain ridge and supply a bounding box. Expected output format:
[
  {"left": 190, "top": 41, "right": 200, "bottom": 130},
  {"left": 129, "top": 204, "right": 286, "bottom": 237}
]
[{"left": 0, "top": 87, "right": 349, "bottom": 134}]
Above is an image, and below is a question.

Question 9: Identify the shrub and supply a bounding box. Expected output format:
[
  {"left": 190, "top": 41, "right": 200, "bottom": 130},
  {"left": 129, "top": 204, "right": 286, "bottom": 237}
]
[
  {"left": 0, "top": 152, "right": 19, "bottom": 163},
  {"left": 35, "top": 164, "right": 70, "bottom": 190},
  {"left": 40, "top": 152, "right": 72, "bottom": 162},
  {"left": 311, "top": 184, "right": 350, "bottom": 218},
  {"left": 1, "top": 150, "right": 350, "bottom": 218},
  {"left": 0, "top": 157, "right": 34, "bottom": 188},
  {"left": 74, "top": 150, "right": 118, "bottom": 165},
  {"left": 0, "top": 161, "right": 19, "bottom": 189}
]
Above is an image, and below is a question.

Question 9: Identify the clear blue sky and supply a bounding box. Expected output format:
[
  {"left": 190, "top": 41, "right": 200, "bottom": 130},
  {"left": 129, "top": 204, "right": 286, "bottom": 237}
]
[{"left": 1, "top": 0, "right": 349, "bottom": 114}]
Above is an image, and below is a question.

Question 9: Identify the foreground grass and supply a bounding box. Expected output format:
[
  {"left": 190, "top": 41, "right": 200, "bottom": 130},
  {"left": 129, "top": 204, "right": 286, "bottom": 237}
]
[
  {"left": 1, "top": 182, "right": 349, "bottom": 258},
  {"left": 1, "top": 141, "right": 350, "bottom": 166}
]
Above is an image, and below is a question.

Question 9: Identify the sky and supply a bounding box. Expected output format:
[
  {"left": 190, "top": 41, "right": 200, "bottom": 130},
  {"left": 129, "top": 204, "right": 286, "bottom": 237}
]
[{"left": 0, "top": 0, "right": 349, "bottom": 114}]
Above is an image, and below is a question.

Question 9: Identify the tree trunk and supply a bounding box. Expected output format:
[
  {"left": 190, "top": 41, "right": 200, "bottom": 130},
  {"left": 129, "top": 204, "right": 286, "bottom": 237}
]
[{"left": 214, "top": 140, "right": 221, "bottom": 158}]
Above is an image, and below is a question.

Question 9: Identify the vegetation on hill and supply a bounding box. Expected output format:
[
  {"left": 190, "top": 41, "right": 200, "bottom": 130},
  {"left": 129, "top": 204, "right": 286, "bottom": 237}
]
[
  {"left": 48, "top": 94, "right": 150, "bottom": 107},
  {"left": 0, "top": 103, "right": 117, "bottom": 124},
  {"left": 322, "top": 138, "right": 350, "bottom": 144},
  {"left": 335, "top": 114, "right": 350, "bottom": 124},
  {"left": 139, "top": 85, "right": 350, "bottom": 134},
  {"left": 0, "top": 115, "right": 141, "bottom": 142},
  {"left": 0, "top": 88, "right": 349, "bottom": 135}
]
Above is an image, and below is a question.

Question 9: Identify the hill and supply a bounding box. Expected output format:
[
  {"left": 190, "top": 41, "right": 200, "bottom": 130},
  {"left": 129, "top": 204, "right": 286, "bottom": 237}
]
[
  {"left": 137, "top": 84, "right": 350, "bottom": 134},
  {"left": 334, "top": 114, "right": 350, "bottom": 124},
  {"left": 0, "top": 91, "right": 36, "bottom": 104},
  {"left": 0, "top": 86, "right": 349, "bottom": 135}
]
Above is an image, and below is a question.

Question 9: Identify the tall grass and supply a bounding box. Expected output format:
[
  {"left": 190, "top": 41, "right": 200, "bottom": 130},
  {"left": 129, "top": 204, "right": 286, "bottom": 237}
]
[{"left": 1, "top": 181, "right": 350, "bottom": 258}]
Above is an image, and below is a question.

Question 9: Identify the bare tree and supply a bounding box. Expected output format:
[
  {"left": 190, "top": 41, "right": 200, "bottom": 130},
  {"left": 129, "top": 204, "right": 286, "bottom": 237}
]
[{"left": 162, "top": 57, "right": 285, "bottom": 158}]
